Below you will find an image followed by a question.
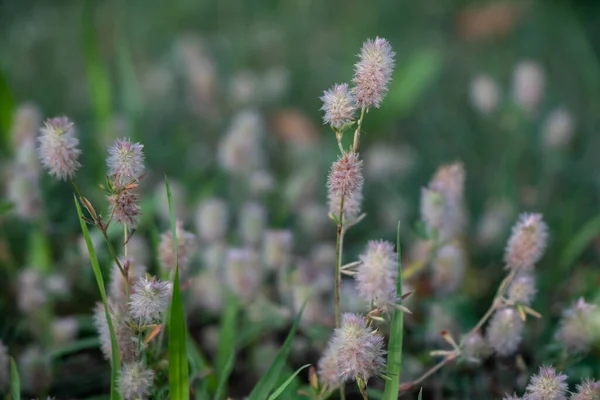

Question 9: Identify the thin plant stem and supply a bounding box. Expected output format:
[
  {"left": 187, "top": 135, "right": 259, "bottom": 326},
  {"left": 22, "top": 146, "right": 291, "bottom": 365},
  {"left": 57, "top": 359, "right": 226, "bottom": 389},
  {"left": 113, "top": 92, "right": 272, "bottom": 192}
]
[
  {"left": 352, "top": 107, "right": 366, "bottom": 153},
  {"left": 334, "top": 195, "right": 346, "bottom": 400},
  {"left": 123, "top": 223, "right": 130, "bottom": 303}
]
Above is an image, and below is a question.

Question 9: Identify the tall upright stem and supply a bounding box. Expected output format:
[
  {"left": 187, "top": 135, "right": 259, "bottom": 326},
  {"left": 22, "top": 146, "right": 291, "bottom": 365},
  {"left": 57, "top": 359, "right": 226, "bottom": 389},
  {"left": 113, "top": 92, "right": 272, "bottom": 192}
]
[{"left": 334, "top": 195, "right": 346, "bottom": 400}]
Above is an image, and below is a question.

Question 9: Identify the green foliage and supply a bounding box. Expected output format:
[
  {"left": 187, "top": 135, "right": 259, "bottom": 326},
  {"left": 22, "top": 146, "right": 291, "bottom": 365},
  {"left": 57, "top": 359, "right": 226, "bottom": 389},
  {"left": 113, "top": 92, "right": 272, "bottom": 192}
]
[
  {"left": 215, "top": 294, "right": 238, "bottom": 399},
  {"left": 10, "top": 357, "right": 20, "bottom": 400},
  {"left": 165, "top": 176, "right": 190, "bottom": 400},
  {"left": 267, "top": 364, "right": 311, "bottom": 400},
  {"left": 0, "top": 67, "right": 13, "bottom": 155},
  {"left": 383, "top": 221, "right": 404, "bottom": 399},
  {"left": 559, "top": 212, "right": 600, "bottom": 272}
]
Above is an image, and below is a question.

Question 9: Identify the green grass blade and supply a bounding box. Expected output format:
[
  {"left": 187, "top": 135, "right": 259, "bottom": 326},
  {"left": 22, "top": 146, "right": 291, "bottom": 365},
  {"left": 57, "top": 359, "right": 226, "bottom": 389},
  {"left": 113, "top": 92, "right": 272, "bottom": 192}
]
[
  {"left": 0, "top": 67, "right": 14, "bottom": 154},
  {"left": 214, "top": 351, "right": 236, "bottom": 400},
  {"left": 559, "top": 213, "right": 600, "bottom": 272},
  {"left": 383, "top": 221, "right": 404, "bottom": 400},
  {"left": 216, "top": 294, "right": 238, "bottom": 399},
  {"left": 186, "top": 334, "right": 213, "bottom": 398},
  {"left": 10, "top": 357, "right": 20, "bottom": 400},
  {"left": 74, "top": 195, "right": 120, "bottom": 400},
  {"left": 418, "top": 387, "right": 423, "bottom": 400},
  {"left": 267, "top": 364, "right": 311, "bottom": 400},
  {"left": 248, "top": 302, "right": 307, "bottom": 400},
  {"left": 165, "top": 176, "right": 190, "bottom": 400}
]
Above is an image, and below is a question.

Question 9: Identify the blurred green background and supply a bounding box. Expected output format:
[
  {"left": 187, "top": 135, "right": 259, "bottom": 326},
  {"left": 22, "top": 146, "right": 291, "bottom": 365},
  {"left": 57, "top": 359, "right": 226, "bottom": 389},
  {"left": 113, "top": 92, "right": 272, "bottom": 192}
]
[{"left": 1, "top": 0, "right": 600, "bottom": 398}]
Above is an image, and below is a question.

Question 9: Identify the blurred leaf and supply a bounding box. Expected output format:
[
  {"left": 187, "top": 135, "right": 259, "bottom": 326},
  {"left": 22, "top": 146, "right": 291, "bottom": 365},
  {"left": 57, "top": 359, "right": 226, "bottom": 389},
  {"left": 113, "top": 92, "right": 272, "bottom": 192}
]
[
  {"left": 267, "top": 364, "right": 311, "bottom": 400},
  {"left": 216, "top": 294, "right": 238, "bottom": 399},
  {"left": 413, "top": 220, "right": 429, "bottom": 240},
  {"left": 0, "top": 68, "right": 13, "bottom": 154},
  {"left": 28, "top": 226, "right": 52, "bottom": 273},
  {"left": 186, "top": 334, "right": 213, "bottom": 398},
  {"left": 74, "top": 195, "right": 120, "bottom": 400},
  {"left": 82, "top": 0, "right": 112, "bottom": 130},
  {"left": 214, "top": 351, "right": 236, "bottom": 400},
  {"left": 47, "top": 337, "right": 100, "bottom": 359},
  {"left": 559, "top": 213, "right": 600, "bottom": 272},
  {"left": 418, "top": 387, "right": 423, "bottom": 400},
  {"left": 248, "top": 301, "right": 307, "bottom": 400},
  {"left": 366, "top": 387, "right": 383, "bottom": 399},
  {"left": 166, "top": 176, "right": 190, "bottom": 400},
  {"left": 383, "top": 221, "right": 404, "bottom": 400},
  {"left": 386, "top": 49, "right": 443, "bottom": 117},
  {"left": 11, "top": 357, "right": 19, "bottom": 400},
  {"left": 0, "top": 201, "right": 13, "bottom": 215},
  {"left": 117, "top": 40, "right": 142, "bottom": 121}
]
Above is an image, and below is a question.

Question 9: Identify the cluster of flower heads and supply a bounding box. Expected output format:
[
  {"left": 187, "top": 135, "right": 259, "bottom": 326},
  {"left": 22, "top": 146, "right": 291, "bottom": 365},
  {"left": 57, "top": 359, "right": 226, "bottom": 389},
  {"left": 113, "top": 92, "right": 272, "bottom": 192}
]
[{"left": 503, "top": 365, "right": 600, "bottom": 400}]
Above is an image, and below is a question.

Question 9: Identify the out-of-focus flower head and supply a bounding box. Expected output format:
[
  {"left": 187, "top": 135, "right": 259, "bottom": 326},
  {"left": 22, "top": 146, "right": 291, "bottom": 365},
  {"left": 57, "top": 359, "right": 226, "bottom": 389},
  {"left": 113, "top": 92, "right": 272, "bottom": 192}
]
[
  {"left": 356, "top": 240, "right": 397, "bottom": 311},
  {"left": 37, "top": 116, "right": 81, "bottom": 180},
  {"left": 352, "top": 37, "right": 395, "bottom": 109},
  {"left": 504, "top": 213, "right": 548, "bottom": 270},
  {"left": 129, "top": 276, "right": 173, "bottom": 325},
  {"left": 512, "top": 60, "right": 545, "bottom": 114},
  {"left": 158, "top": 220, "right": 197, "bottom": 273},
  {"left": 555, "top": 297, "right": 595, "bottom": 354},
  {"left": 523, "top": 365, "right": 568, "bottom": 400},
  {"left": 469, "top": 74, "right": 499, "bottom": 115},
  {"left": 485, "top": 307, "right": 524, "bottom": 356},
  {"left": 320, "top": 83, "right": 356, "bottom": 129},
  {"left": 117, "top": 362, "right": 154, "bottom": 400}
]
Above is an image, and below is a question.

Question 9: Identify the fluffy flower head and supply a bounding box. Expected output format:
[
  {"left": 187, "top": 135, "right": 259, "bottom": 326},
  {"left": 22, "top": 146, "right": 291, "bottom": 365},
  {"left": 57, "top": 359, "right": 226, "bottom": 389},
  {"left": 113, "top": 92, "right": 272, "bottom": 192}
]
[
  {"left": 571, "top": 378, "right": 600, "bottom": 400},
  {"left": 485, "top": 307, "right": 524, "bottom": 356},
  {"left": 328, "top": 189, "right": 363, "bottom": 222},
  {"left": 129, "top": 276, "right": 173, "bottom": 325},
  {"left": 317, "top": 344, "right": 340, "bottom": 390},
  {"left": 118, "top": 362, "right": 154, "bottom": 400},
  {"left": 352, "top": 37, "right": 395, "bottom": 109},
  {"left": 507, "top": 273, "right": 537, "bottom": 306},
  {"left": 108, "top": 190, "right": 141, "bottom": 228},
  {"left": 321, "top": 83, "right": 356, "bottom": 129},
  {"left": 356, "top": 240, "right": 397, "bottom": 311},
  {"left": 556, "top": 297, "right": 595, "bottom": 354},
  {"left": 505, "top": 213, "right": 548, "bottom": 270},
  {"left": 524, "top": 365, "right": 568, "bottom": 400},
  {"left": 107, "top": 138, "right": 145, "bottom": 186},
  {"left": 37, "top": 116, "right": 81, "bottom": 180},
  {"left": 158, "top": 220, "right": 197, "bottom": 273},
  {"left": 327, "top": 152, "right": 363, "bottom": 199}
]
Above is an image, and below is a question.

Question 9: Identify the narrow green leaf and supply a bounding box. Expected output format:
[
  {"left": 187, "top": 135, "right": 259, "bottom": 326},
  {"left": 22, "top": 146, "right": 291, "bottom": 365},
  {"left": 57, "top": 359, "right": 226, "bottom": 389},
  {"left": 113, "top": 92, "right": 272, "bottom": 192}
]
[
  {"left": 214, "top": 351, "right": 236, "bottom": 400},
  {"left": 186, "top": 334, "right": 213, "bottom": 398},
  {"left": 0, "top": 66, "right": 13, "bottom": 154},
  {"left": 559, "top": 213, "right": 600, "bottom": 272},
  {"left": 418, "top": 387, "right": 423, "bottom": 400},
  {"left": 74, "top": 195, "right": 120, "bottom": 400},
  {"left": 248, "top": 301, "right": 307, "bottom": 400},
  {"left": 216, "top": 294, "right": 238, "bottom": 399},
  {"left": 10, "top": 357, "right": 20, "bottom": 400},
  {"left": 383, "top": 221, "right": 404, "bottom": 400},
  {"left": 166, "top": 176, "right": 190, "bottom": 400},
  {"left": 267, "top": 364, "right": 311, "bottom": 400}
]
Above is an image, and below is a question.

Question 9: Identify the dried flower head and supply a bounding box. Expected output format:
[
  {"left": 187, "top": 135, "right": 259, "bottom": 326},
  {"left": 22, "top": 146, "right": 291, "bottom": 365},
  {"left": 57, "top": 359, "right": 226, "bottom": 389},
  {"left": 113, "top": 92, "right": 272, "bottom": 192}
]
[
  {"left": 512, "top": 61, "right": 545, "bottom": 113},
  {"left": 327, "top": 152, "right": 364, "bottom": 199},
  {"left": 195, "top": 197, "right": 229, "bottom": 242},
  {"left": 352, "top": 37, "right": 395, "bottom": 109},
  {"left": 239, "top": 201, "right": 267, "bottom": 246},
  {"left": 108, "top": 190, "right": 141, "bottom": 227},
  {"left": 470, "top": 74, "right": 499, "bottom": 115},
  {"left": 158, "top": 221, "right": 197, "bottom": 273},
  {"left": 542, "top": 108, "right": 574, "bottom": 149},
  {"left": 431, "top": 243, "right": 466, "bottom": 295},
  {"left": 118, "top": 362, "right": 154, "bottom": 400},
  {"left": 129, "top": 276, "right": 173, "bottom": 325},
  {"left": 321, "top": 83, "right": 356, "bottom": 129},
  {"left": 524, "top": 365, "right": 568, "bottom": 400},
  {"left": 505, "top": 213, "right": 548, "bottom": 270},
  {"left": 225, "top": 247, "right": 262, "bottom": 301},
  {"left": 318, "top": 344, "right": 340, "bottom": 390},
  {"left": 507, "top": 273, "right": 537, "bottom": 306},
  {"left": 463, "top": 332, "right": 492, "bottom": 364},
  {"left": 556, "top": 297, "right": 595, "bottom": 354},
  {"left": 93, "top": 301, "right": 135, "bottom": 363},
  {"left": 263, "top": 229, "right": 293, "bottom": 270},
  {"left": 107, "top": 138, "right": 145, "bottom": 186},
  {"left": 571, "top": 378, "right": 600, "bottom": 400},
  {"left": 330, "top": 313, "right": 386, "bottom": 383},
  {"left": 356, "top": 240, "right": 397, "bottom": 311},
  {"left": 37, "top": 116, "right": 81, "bottom": 180},
  {"left": 486, "top": 307, "right": 524, "bottom": 356},
  {"left": 0, "top": 341, "right": 8, "bottom": 391}
]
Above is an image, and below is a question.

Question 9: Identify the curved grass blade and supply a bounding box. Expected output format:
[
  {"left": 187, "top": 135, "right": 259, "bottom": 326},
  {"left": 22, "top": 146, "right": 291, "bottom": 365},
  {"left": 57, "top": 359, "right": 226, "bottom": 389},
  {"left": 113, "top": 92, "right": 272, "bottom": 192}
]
[
  {"left": 0, "top": 67, "right": 13, "bottom": 154},
  {"left": 11, "top": 357, "right": 20, "bottom": 400},
  {"left": 214, "top": 351, "right": 236, "bottom": 400},
  {"left": 383, "top": 221, "right": 404, "bottom": 400},
  {"left": 418, "top": 387, "right": 423, "bottom": 400},
  {"left": 267, "top": 364, "right": 311, "bottom": 400},
  {"left": 248, "top": 301, "right": 307, "bottom": 400},
  {"left": 165, "top": 176, "right": 190, "bottom": 400},
  {"left": 74, "top": 195, "right": 120, "bottom": 400},
  {"left": 216, "top": 294, "right": 238, "bottom": 399},
  {"left": 186, "top": 334, "right": 213, "bottom": 398},
  {"left": 559, "top": 213, "right": 600, "bottom": 272}
]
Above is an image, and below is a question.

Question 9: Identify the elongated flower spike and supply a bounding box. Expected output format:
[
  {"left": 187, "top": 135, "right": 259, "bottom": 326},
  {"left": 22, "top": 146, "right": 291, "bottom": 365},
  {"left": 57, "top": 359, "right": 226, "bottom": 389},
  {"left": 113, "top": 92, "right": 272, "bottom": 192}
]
[
  {"left": 352, "top": 37, "right": 395, "bottom": 109},
  {"left": 38, "top": 116, "right": 81, "bottom": 180}
]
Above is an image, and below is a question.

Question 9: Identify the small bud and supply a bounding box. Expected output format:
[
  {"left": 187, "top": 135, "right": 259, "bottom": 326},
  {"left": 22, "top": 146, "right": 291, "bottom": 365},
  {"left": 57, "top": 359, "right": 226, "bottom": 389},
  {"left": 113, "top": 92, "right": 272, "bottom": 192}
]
[
  {"left": 470, "top": 74, "right": 499, "bottom": 115},
  {"left": 486, "top": 307, "right": 524, "bottom": 356},
  {"left": 107, "top": 138, "right": 145, "bottom": 186},
  {"left": 555, "top": 297, "right": 595, "bottom": 354},
  {"left": 320, "top": 83, "right": 356, "bottom": 129},
  {"left": 504, "top": 213, "right": 548, "bottom": 270},
  {"left": 524, "top": 365, "right": 568, "bottom": 400},
  {"left": 327, "top": 152, "right": 364, "bottom": 199},
  {"left": 356, "top": 240, "right": 397, "bottom": 311},
  {"left": 129, "top": 276, "right": 173, "bottom": 325},
  {"left": 195, "top": 197, "right": 229, "bottom": 243},
  {"left": 507, "top": 273, "right": 537, "bottom": 306},
  {"left": 37, "top": 116, "right": 81, "bottom": 180},
  {"left": 117, "top": 362, "right": 154, "bottom": 400},
  {"left": 330, "top": 313, "right": 386, "bottom": 383},
  {"left": 352, "top": 37, "right": 395, "bottom": 109}
]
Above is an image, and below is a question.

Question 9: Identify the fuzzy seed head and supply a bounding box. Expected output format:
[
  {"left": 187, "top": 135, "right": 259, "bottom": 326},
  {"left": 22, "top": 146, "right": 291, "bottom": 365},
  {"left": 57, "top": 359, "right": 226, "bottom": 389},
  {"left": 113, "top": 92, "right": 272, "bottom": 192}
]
[
  {"left": 93, "top": 301, "right": 135, "bottom": 363},
  {"left": 129, "top": 276, "right": 172, "bottom": 325},
  {"left": 118, "top": 362, "right": 154, "bottom": 400},
  {"left": 330, "top": 313, "right": 386, "bottom": 382},
  {"left": 352, "top": 37, "right": 395, "bottom": 109},
  {"left": 108, "top": 190, "right": 141, "bottom": 228},
  {"left": 505, "top": 213, "right": 548, "bottom": 270},
  {"left": 107, "top": 138, "right": 145, "bottom": 186},
  {"left": 327, "top": 152, "right": 363, "bottom": 199},
  {"left": 524, "top": 366, "right": 568, "bottom": 400},
  {"left": 431, "top": 243, "right": 466, "bottom": 295},
  {"left": 0, "top": 341, "right": 8, "bottom": 391},
  {"left": 463, "top": 332, "right": 492, "bottom": 364},
  {"left": 318, "top": 344, "right": 340, "bottom": 390},
  {"left": 37, "top": 116, "right": 81, "bottom": 180},
  {"left": 470, "top": 74, "right": 499, "bottom": 115},
  {"left": 158, "top": 221, "right": 197, "bottom": 273},
  {"left": 486, "top": 307, "right": 524, "bottom": 356},
  {"left": 508, "top": 273, "right": 537, "bottom": 306},
  {"left": 571, "top": 378, "right": 600, "bottom": 400},
  {"left": 321, "top": 83, "right": 356, "bottom": 129},
  {"left": 556, "top": 297, "right": 595, "bottom": 354},
  {"left": 195, "top": 197, "right": 229, "bottom": 242},
  {"left": 356, "top": 240, "right": 397, "bottom": 311}
]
